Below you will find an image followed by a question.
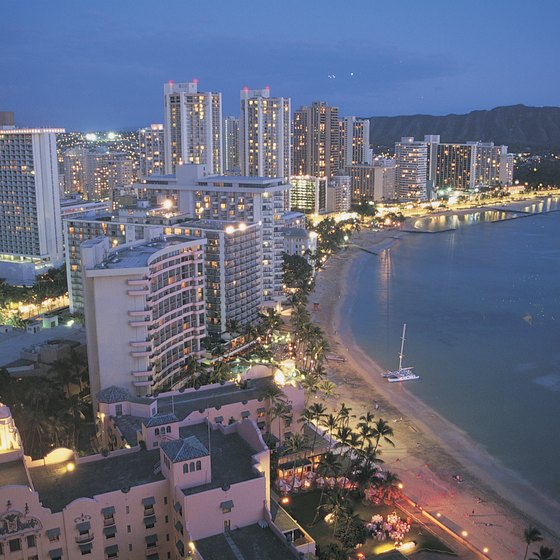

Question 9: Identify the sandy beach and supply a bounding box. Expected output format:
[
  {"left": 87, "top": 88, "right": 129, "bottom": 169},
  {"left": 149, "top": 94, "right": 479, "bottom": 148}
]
[{"left": 308, "top": 205, "right": 560, "bottom": 559}]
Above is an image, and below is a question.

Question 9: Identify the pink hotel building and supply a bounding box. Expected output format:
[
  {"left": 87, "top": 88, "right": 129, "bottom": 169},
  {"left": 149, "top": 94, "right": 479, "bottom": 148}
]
[{"left": 0, "top": 371, "right": 315, "bottom": 560}]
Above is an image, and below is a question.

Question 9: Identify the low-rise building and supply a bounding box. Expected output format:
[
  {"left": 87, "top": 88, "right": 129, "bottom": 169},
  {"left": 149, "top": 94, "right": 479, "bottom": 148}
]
[{"left": 0, "top": 401, "right": 311, "bottom": 560}]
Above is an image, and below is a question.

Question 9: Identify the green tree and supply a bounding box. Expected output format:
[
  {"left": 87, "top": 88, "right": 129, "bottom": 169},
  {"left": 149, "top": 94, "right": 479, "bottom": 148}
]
[{"left": 334, "top": 512, "right": 368, "bottom": 550}]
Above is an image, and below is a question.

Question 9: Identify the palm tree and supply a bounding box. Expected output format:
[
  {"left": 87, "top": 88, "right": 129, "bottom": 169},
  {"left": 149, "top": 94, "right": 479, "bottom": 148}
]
[
  {"left": 300, "top": 402, "right": 327, "bottom": 457},
  {"left": 50, "top": 358, "right": 81, "bottom": 396},
  {"left": 321, "top": 413, "right": 340, "bottom": 451},
  {"left": 312, "top": 452, "right": 343, "bottom": 524},
  {"left": 336, "top": 403, "right": 354, "bottom": 428},
  {"left": 270, "top": 400, "right": 292, "bottom": 443},
  {"left": 318, "top": 380, "right": 339, "bottom": 401},
  {"left": 372, "top": 418, "right": 395, "bottom": 451},
  {"left": 531, "top": 546, "right": 558, "bottom": 560},
  {"left": 524, "top": 526, "right": 544, "bottom": 560},
  {"left": 318, "top": 490, "right": 353, "bottom": 533},
  {"left": 262, "top": 384, "right": 288, "bottom": 434},
  {"left": 300, "top": 372, "right": 321, "bottom": 406},
  {"left": 282, "top": 432, "right": 309, "bottom": 481}
]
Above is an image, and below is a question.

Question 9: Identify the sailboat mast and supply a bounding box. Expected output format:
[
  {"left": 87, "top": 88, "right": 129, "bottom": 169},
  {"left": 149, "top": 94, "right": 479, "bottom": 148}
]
[{"left": 398, "top": 323, "right": 407, "bottom": 370}]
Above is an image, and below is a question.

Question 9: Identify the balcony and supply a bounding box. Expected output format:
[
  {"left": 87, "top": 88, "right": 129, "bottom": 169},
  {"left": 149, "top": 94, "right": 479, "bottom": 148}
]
[
  {"left": 75, "top": 532, "right": 94, "bottom": 544},
  {"left": 127, "top": 278, "right": 148, "bottom": 286},
  {"left": 131, "top": 350, "right": 151, "bottom": 358},
  {"left": 129, "top": 319, "right": 151, "bottom": 328},
  {"left": 131, "top": 370, "right": 152, "bottom": 377},
  {"left": 133, "top": 379, "right": 153, "bottom": 387},
  {"left": 127, "top": 289, "right": 150, "bottom": 296}
]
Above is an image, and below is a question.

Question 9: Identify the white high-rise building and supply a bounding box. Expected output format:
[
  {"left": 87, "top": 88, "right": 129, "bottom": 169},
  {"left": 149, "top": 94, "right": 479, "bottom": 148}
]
[
  {"left": 395, "top": 137, "right": 428, "bottom": 201},
  {"left": 239, "top": 87, "right": 291, "bottom": 178},
  {"left": 82, "top": 235, "right": 206, "bottom": 398},
  {"left": 223, "top": 116, "right": 240, "bottom": 173},
  {"left": 339, "top": 116, "right": 372, "bottom": 168},
  {"left": 0, "top": 125, "right": 65, "bottom": 285},
  {"left": 139, "top": 123, "right": 165, "bottom": 177},
  {"left": 163, "top": 81, "right": 223, "bottom": 175}
]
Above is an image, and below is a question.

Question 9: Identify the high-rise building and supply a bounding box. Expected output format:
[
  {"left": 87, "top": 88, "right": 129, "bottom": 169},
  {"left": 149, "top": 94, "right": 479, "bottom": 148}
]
[
  {"left": 472, "top": 142, "right": 511, "bottom": 187},
  {"left": 289, "top": 176, "right": 327, "bottom": 214},
  {"left": 423, "top": 136, "right": 513, "bottom": 195},
  {"left": 371, "top": 159, "right": 397, "bottom": 201},
  {"left": 140, "top": 165, "right": 290, "bottom": 300},
  {"left": 174, "top": 220, "right": 262, "bottom": 336},
  {"left": 139, "top": 123, "right": 165, "bottom": 177},
  {"left": 326, "top": 175, "right": 352, "bottom": 212},
  {"left": 163, "top": 81, "right": 223, "bottom": 175},
  {"left": 0, "top": 124, "right": 65, "bottom": 285},
  {"left": 345, "top": 164, "right": 375, "bottom": 201},
  {"left": 82, "top": 235, "right": 206, "bottom": 397},
  {"left": 63, "top": 147, "right": 134, "bottom": 200},
  {"left": 395, "top": 137, "right": 428, "bottom": 201},
  {"left": 339, "top": 116, "right": 371, "bottom": 169},
  {"left": 293, "top": 101, "right": 339, "bottom": 179},
  {"left": 223, "top": 116, "right": 240, "bottom": 173},
  {"left": 435, "top": 143, "right": 476, "bottom": 192},
  {"left": 239, "top": 87, "right": 291, "bottom": 178}
]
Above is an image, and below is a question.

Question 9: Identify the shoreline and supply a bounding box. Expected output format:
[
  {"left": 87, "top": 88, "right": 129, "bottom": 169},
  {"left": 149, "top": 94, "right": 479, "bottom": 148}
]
[{"left": 309, "top": 201, "right": 560, "bottom": 558}]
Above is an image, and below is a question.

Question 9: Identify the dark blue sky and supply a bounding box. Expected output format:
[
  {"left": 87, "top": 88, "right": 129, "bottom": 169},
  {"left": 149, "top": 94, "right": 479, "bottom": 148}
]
[{"left": 3, "top": 0, "right": 559, "bottom": 130}]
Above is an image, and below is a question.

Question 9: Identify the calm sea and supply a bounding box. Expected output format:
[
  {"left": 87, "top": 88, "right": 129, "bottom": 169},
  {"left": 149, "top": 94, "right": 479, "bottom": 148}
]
[{"left": 349, "top": 198, "right": 560, "bottom": 500}]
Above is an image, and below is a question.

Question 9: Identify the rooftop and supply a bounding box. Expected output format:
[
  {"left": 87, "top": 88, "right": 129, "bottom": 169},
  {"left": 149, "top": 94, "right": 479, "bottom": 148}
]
[
  {"left": 155, "top": 376, "right": 276, "bottom": 421},
  {"left": 161, "top": 436, "right": 208, "bottom": 463},
  {"left": 179, "top": 423, "right": 261, "bottom": 496},
  {"left": 90, "top": 235, "right": 200, "bottom": 271},
  {"left": 195, "top": 524, "right": 293, "bottom": 560},
  {"left": 113, "top": 415, "right": 143, "bottom": 445},
  {"left": 0, "top": 458, "right": 30, "bottom": 487},
  {"left": 143, "top": 413, "right": 179, "bottom": 428},
  {"left": 30, "top": 449, "right": 163, "bottom": 512}
]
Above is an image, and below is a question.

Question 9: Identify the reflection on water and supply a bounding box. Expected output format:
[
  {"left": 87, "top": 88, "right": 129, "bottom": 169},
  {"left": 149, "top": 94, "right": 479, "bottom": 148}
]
[
  {"left": 352, "top": 200, "right": 560, "bottom": 500},
  {"left": 414, "top": 200, "right": 560, "bottom": 232}
]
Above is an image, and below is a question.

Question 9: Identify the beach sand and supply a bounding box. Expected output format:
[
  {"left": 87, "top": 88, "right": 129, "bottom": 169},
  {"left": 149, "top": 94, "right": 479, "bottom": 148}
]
[{"left": 308, "top": 219, "right": 560, "bottom": 559}]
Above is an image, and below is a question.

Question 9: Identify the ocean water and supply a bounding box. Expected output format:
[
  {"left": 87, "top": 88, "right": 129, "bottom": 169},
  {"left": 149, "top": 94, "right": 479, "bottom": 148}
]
[{"left": 349, "top": 199, "right": 560, "bottom": 501}]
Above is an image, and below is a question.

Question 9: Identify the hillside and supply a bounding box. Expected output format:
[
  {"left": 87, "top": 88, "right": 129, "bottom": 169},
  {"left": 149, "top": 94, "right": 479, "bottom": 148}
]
[{"left": 366, "top": 105, "right": 560, "bottom": 151}]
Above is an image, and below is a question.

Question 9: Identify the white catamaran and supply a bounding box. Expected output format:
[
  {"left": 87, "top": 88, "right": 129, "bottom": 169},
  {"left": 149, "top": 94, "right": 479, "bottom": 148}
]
[{"left": 382, "top": 323, "right": 420, "bottom": 382}]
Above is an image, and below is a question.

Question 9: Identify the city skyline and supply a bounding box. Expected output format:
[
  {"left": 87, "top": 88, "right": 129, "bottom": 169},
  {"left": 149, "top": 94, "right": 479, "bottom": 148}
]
[{"left": 3, "top": 0, "right": 560, "bottom": 130}]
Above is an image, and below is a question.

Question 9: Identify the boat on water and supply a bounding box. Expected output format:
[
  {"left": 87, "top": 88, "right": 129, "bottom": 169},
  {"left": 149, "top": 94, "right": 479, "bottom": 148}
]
[{"left": 382, "top": 324, "right": 420, "bottom": 383}]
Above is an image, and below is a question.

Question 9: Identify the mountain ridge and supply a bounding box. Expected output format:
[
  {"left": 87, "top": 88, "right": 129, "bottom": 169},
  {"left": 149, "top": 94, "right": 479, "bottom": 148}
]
[{"left": 365, "top": 104, "right": 560, "bottom": 151}]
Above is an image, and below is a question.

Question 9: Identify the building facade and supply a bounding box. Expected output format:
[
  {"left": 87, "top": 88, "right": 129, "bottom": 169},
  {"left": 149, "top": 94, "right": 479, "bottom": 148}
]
[
  {"left": 339, "top": 116, "right": 371, "bottom": 169},
  {"left": 164, "top": 220, "right": 262, "bottom": 336},
  {"left": 292, "top": 102, "right": 339, "bottom": 179},
  {"left": 82, "top": 236, "right": 206, "bottom": 398},
  {"left": 0, "top": 399, "right": 306, "bottom": 560},
  {"left": 239, "top": 87, "right": 291, "bottom": 178},
  {"left": 138, "top": 124, "right": 165, "bottom": 178},
  {"left": 140, "top": 166, "right": 290, "bottom": 301},
  {"left": 394, "top": 137, "right": 428, "bottom": 201},
  {"left": 63, "top": 147, "right": 134, "bottom": 200},
  {"left": 163, "top": 81, "right": 223, "bottom": 175},
  {"left": 326, "top": 175, "right": 352, "bottom": 212},
  {"left": 288, "top": 176, "right": 327, "bottom": 214},
  {"left": 0, "top": 126, "right": 65, "bottom": 285},
  {"left": 222, "top": 116, "right": 240, "bottom": 173}
]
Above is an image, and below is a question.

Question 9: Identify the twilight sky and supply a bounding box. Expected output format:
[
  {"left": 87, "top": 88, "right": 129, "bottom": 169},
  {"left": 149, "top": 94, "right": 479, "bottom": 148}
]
[{"left": 3, "top": 0, "right": 560, "bottom": 130}]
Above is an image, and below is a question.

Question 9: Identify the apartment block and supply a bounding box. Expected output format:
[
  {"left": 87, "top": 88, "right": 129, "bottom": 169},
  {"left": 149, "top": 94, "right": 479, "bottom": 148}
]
[
  {"left": 139, "top": 124, "right": 165, "bottom": 177},
  {"left": 163, "top": 81, "right": 223, "bottom": 175},
  {"left": 293, "top": 102, "right": 339, "bottom": 179},
  {"left": 239, "top": 87, "right": 291, "bottom": 178},
  {"left": 82, "top": 236, "right": 206, "bottom": 398},
  {"left": 0, "top": 125, "right": 64, "bottom": 285}
]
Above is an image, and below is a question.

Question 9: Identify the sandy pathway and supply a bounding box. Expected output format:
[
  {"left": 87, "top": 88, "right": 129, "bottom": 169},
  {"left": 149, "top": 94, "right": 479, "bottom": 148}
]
[{"left": 307, "top": 226, "right": 560, "bottom": 560}]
